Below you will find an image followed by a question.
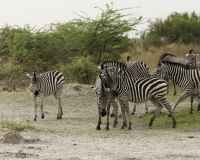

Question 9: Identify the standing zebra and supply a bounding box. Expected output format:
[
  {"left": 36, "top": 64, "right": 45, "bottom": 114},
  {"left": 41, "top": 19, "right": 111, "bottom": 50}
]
[
  {"left": 157, "top": 62, "right": 200, "bottom": 114},
  {"left": 26, "top": 71, "right": 65, "bottom": 121},
  {"left": 93, "top": 60, "right": 150, "bottom": 130},
  {"left": 100, "top": 65, "right": 176, "bottom": 130}
]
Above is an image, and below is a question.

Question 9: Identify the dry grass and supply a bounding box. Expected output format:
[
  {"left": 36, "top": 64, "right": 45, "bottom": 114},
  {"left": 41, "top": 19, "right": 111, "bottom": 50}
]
[{"left": 121, "top": 43, "right": 200, "bottom": 72}]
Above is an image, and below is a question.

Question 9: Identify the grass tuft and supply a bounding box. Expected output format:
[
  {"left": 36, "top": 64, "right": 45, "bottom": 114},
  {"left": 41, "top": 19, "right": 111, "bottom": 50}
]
[{"left": 0, "top": 119, "right": 38, "bottom": 131}]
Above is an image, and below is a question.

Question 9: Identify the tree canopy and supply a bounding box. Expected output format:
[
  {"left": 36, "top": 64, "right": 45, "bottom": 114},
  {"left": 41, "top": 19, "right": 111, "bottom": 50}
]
[
  {"left": 142, "top": 11, "right": 200, "bottom": 47},
  {"left": 0, "top": 3, "right": 142, "bottom": 84}
]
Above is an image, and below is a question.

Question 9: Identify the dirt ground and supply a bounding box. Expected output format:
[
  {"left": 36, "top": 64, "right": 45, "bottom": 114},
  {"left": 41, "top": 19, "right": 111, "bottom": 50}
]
[{"left": 0, "top": 83, "right": 200, "bottom": 160}]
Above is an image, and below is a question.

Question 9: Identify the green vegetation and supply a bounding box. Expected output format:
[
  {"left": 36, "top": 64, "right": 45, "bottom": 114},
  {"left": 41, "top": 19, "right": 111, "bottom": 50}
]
[
  {"left": 134, "top": 107, "right": 200, "bottom": 131},
  {"left": 0, "top": 119, "right": 38, "bottom": 131},
  {"left": 0, "top": 3, "right": 142, "bottom": 84},
  {"left": 142, "top": 11, "right": 200, "bottom": 47}
]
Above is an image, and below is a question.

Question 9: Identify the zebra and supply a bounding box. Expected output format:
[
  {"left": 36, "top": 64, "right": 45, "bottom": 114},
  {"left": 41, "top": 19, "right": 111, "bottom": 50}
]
[
  {"left": 99, "top": 64, "right": 176, "bottom": 130},
  {"left": 157, "top": 61, "right": 200, "bottom": 115},
  {"left": 102, "top": 60, "right": 151, "bottom": 117},
  {"left": 159, "top": 50, "right": 198, "bottom": 95},
  {"left": 92, "top": 75, "right": 119, "bottom": 130},
  {"left": 26, "top": 71, "right": 65, "bottom": 121},
  {"left": 93, "top": 60, "right": 150, "bottom": 130}
]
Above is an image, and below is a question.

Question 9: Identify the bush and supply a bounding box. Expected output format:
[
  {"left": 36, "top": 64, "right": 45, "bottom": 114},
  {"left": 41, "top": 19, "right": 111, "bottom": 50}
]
[{"left": 63, "top": 56, "right": 98, "bottom": 84}]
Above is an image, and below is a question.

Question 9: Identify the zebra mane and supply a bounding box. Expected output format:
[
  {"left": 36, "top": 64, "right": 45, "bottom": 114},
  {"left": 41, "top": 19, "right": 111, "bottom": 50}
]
[
  {"left": 100, "top": 61, "right": 127, "bottom": 70},
  {"left": 159, "top": 53, "right": 176, "bottom": 60},
  {"left": 157, "top": 53, "right": 178, "bottom": 67},
  {"left": 158, "top": 61, "right": 188, "bottom": 68}
]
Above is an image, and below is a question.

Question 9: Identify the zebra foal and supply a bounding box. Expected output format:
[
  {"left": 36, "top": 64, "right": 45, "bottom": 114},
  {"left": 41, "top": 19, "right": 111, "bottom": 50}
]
[{"left": 26, "top": 71, "right": 65, "bottom": 121}]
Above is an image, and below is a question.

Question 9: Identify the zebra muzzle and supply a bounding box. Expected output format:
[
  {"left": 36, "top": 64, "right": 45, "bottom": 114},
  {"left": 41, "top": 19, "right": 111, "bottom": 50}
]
[
  {"left": 34, "top": 90, "right": 39, "bottom": 96},
  {"left": 101, "top": 109, "right": 106, "bottom": 117}
]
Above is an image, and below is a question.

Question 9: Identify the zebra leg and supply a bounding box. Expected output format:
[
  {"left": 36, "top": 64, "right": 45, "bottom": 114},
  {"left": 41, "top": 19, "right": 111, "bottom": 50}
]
[
  {"left": 145, "top": 101, "right": 149, "bottom": 114},
  {"left": 131, "top": 103, "right": 136, "bottom": 115},
  {"left": 171, "top": 91, "right": 191, "bottom": 116},
  {"left": 173, "top": 82, "right": 177, "bottom": 95},
  {"left": 161, "top": 98, "right": 176, "bottom": 128},
  {"left": 106, "top": 103, "right": 111, "bottom": 130},
  {"left": 110, "top": 107, "right": 115, "bottom": 117},
  {"left": 124, "top": 101, "right": 132, "bottom": 130},
  {"left": 96, "top": 105, "right": 102, "bottom": 130},
  {"left": 40, "top": 96, "right": 45, "bottom": 119},
  {"left": 149, "top": 97, "right": 163, "bottom": 127},
  {"left": 190, "top": 96, "right": 194, "bottom": 114},
  {"left": 32, "top": 94, "right": 37, "bottom": 121},
  {"left": 119, "top": 100, "right": 127, "bottom": 129},
  {"left": 137, "top": 104, "right": 143, "bottom": 118},
  {"left": 193, "top": 94, "right": 200, "bottom": 111},
  {"left": 112, "top": 100, "right": 118, "bottom": 128},
  {"left": 57, "top": 96, "right": 63, "bottom": 119}
]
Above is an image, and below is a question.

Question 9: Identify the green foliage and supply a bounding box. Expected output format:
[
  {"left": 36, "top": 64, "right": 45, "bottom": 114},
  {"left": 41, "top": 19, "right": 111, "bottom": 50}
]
[
  {"left": 0, "top": 119, "right": 37, "bottom": 131},
  {"left": 143, "top": 11, "right": 200, "bottom": 47},
  {"left": 50, "top": 3, "right": 142, "bottom": 65},
  {"left": 0, "top": 3, "right": 143, "bottom": 84},
  {"left": 135, "top": 107, "right": 200, "bottom": 131},
  {"left": 63, "top": 56, "right": 98, "bottom": 84}
]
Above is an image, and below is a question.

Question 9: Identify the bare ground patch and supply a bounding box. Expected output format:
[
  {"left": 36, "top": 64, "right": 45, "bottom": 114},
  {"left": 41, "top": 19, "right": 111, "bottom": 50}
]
[{"left": 0, "top": 83, "right": 200, "bottom": 160}]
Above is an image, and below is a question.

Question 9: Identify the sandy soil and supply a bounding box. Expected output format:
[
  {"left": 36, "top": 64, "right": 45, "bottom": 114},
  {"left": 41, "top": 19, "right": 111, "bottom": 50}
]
[{"left": 0, "top": 83, "right": 200, "bottom": 160}]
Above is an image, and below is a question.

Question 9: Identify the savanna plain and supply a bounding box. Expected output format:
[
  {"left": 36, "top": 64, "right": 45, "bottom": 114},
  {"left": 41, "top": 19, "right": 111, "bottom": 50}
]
[
  {"left": 0, "top": 82, "right": 200, "bottom": 160},
  {"left": 1, "top": 44, "right": 200, "bottom": 160}
]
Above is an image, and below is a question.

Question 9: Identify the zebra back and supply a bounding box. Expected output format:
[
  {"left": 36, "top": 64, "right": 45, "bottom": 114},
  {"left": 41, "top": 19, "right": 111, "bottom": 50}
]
[
  {"left": 28, "top": 70, "right": 65, "bottom": 96},
  {"left": 102, "top": 66, "right": 168, "bottom": 102}
]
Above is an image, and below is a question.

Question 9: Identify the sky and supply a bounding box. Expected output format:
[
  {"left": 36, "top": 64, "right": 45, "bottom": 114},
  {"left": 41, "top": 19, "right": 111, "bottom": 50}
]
[{"left": 0, "top": 0, "right": 199, "bottom": 33}]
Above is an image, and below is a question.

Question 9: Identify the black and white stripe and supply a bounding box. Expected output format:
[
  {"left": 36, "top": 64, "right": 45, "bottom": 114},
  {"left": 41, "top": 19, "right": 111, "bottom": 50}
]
[
  {"left": 158, "top": 62, "right": 200, "bottom": 114},
  {"left": 99, "top": 64, "right": 176, "bottom": 130},
  {"left": 26, "top": 71, "right": 65, "bottom": 121},
  {"left": 93, "top": 60, "right": 150, "bottom": 130}
]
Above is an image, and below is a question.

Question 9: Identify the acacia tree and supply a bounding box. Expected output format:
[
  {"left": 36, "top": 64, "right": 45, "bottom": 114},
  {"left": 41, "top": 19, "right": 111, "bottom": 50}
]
[
  {"left": 51, "top": 3, "right": 143, "bottom": 65},
  {"left": 0, "top": 3, "right": 143, "bottom": 84}
]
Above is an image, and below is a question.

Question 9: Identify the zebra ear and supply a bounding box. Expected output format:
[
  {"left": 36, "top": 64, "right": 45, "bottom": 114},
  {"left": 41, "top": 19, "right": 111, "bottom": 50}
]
[
  {"left": 97, "top": 66, "right": 101, "bottom": 70},
  {"left": 33, "top": 71, "right": 37, "bottom": 77},
  {"left": 127, "top": 56, "right": 131, "bottom": 64}
]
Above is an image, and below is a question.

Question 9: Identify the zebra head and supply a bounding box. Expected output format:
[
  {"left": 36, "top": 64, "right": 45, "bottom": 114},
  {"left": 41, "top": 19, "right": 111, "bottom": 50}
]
[
  {"left": 185, "top": 49, "right": 199, "bottom": 69},
  {"left": 101, "top": 67, "right": 124, "bottom": 96},
  {"left": 26, "top": 71, "right": 41, "bottom": 96}
]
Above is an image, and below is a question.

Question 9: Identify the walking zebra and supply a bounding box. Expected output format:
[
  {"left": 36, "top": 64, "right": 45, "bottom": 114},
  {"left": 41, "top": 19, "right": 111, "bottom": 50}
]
[
  {"left": 99, "top": 64, "right": 176, "bottom": 130},
  {"left": 157, "top": 62, "right": 200, "bottom": 114},
  {"left": 26, "top": 71, "right": 65, "bottom": 121},
  {"left": 93, "top": 60, "right": 150, "bottom": 130},
  {"left": 159, "top": 50, "right": 198, "bottom": 95}
]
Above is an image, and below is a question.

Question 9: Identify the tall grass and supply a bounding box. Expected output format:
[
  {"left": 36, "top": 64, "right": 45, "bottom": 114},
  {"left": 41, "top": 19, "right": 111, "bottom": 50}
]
[{"left": 121, "top": 43, "right": 200, "bottom": 72}]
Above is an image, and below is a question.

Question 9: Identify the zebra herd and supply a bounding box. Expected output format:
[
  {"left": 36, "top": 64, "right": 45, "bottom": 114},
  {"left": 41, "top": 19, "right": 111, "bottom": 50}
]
[
  {"left": 93, "top": 49, "right": 200, "bottom": 130},
  {"left": 25, "top": 49, "right": 200, "bottom": 130}
]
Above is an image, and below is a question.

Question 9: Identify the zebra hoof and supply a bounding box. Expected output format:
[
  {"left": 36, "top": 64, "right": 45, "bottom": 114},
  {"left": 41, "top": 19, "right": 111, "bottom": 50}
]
[
  {"left": 106, "top": 126, "right": 110, "bottom": 130},
  {"left": 41, "top": 115, "right": 45, "bottom": 119},
  {"left": 34, "top": 118, "right": 37, "bottom": 121},
  {"left": 110, "top": 113, "right": 114, "bottom": 118},
  {"left": 131, "top": 112, "right": 135, "bottom": 115},
  {"left": 96, "top": 126, "right": 101, "bottom": 130}
]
